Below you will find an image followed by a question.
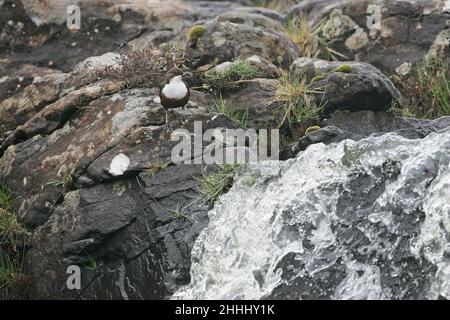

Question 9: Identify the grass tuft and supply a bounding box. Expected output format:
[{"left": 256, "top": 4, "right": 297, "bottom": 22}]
[
  {"left": 285, "top": 15, "right": 347, "bottom": 61},
  {"left": 397, "top": 57, "right": 449, "bottom": 119},
  {"left": 0, "top": 179, "right": 28, "bottom": 291},
  {"left": 199, "top": 164, "right": 238, "bottom": 205},
  {"left": 146, "top": 162, "right": 169, "bottom": 177},
  {"left": 204, "top": 60, "right": 261, "bottom": 93},
  {"left": 268, "top": 71, "right": 324, "bottom": 128},
  {"left": 207, "top": 95, "right": 248, "bottom": 127},
  {"left": 47, "top": 167, "right": 75, "bottom": 190}
]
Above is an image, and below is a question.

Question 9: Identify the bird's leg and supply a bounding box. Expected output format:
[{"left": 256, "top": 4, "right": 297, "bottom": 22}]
[{"left": 164, "top": 109, "right": 172, "bottom": 131}]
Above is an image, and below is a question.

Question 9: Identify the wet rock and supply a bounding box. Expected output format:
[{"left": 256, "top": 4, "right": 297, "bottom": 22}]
[
  {"left": 290, "top": 111, "right": 450, "bottom": 153},
  {"left": 291, "top": 58, "right": 404, "bottom": 114},
  {"left": 174, "top": 123, "right": 450, "bottom": 300}
]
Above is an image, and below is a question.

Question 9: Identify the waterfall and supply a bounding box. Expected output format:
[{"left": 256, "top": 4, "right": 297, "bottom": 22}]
[{"left": 173, "top": 127, "right": 450, "bottom": 300}]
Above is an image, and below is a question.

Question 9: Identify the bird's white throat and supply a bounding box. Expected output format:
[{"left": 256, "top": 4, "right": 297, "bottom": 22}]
[{"left": 162, "top": 76, "right": 188, "bottom": 100}]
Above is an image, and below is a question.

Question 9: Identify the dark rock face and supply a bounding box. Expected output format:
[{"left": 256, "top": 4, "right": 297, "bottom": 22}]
[
  {"left": 292, "top": 111, "right": 450, "bottom": 152},
  {"left": 290, "top": 58, "right": 404, "bottom": 114},
  {"left": 25, "top": 165, "right": 210, "bottom": 299}
]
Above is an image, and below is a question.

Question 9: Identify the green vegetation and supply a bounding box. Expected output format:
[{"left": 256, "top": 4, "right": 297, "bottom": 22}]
[
  {"left": 268, "top": 71, "right": 324, "bottom": 128},
  {"left": 146, "top": 162, "right": 169, "bottom": 177},
  {"left": 331, "top": 64, "right": 353, "bottom": 73},
  {"left": 187, "top": 25, "right": 206, "bottom": 43},
  {"left": 0, "top": 179, "right": 28, "bottom": 290},
  {"left": 167, "top": 203, "right": 191, "bottom": 222},
  {"left": 207, "top": 96, "right": 248, "bottom": 127},
  {"left": 398, "top": 57, "right": 449, "bottom": 119},
  {"left": 199, "top": 164, "right": 238, "bottom": 205},
  {"left": 285, "top": 15, "right": 347, "bottom": 61},
  {"left": 388, "top": 101, "right": 416, "bottom": 118},
  {"left": 47, "top": 167, "right": 75, "bottom": 190},
  {"left": 310, "top": 64, "right": 353, "bottom": 83},
  {"left": 205, "top": 60, "right": 261, "bottom": 92}
]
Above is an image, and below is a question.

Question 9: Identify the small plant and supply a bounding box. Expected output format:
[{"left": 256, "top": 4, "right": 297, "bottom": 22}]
[
  {"left": 199, "top": 164, "right": 238, "bottom": 205},
  {"left": 205, "top": 60, "right": 261, "bottom": 92},
  {"left": 268, "top": 71, "right": 324, "bottom": 128},
  {"left": 0, "top": 183, "right": 12, "bottom": 212},
  {"left": 397, "top": 57, "right": 449, "bottom": 119},
  {"left": 98, "top": 48, "right": 181, "bottom": 89},
  {"left": 285, "top": 15, "right": 347, "bottom": 61},
  {"left": 207, "top": 96, "right": 248, "bottom": 127},
  {"left": 146, "top": 162, "right": 169, "bottom": 177},
  {"left": 0, "top": 249, "right": 18, "bottom": 289},
  {"left": 0, "top": 180, "right": 28, "bottom": 290},
  {"left": 84, "top": 255, "right": 97, "bottom": 270},
  {"left": 47, "top": 167, "right": 75, "bottom": 190},
  {"left": 167, "top": 203, "right": 191, "bottom": 221},
  {"left": 388, "top": 101, "right": 416, "bottom": 118}
]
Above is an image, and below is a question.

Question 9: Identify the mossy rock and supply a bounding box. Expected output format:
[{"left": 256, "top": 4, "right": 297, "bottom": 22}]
[
  {"left": 188, "top": 25, "right": 206, "bottom": 42},
  {"left": 330, "top": 64, "right": 353, "bottom": 73}
]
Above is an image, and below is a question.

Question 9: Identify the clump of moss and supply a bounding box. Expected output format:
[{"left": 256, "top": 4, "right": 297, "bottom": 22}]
[
  {"left": 331, "top": 64, "right": 352, "bottom": 73},
  {"left": 205, "top": 60, "right": 261, "bottom": 92},
  {"left": 305, "top": 125, "right": 321, "bottom": 135},
  {"left": 188, "top": 25, "right": 206, "bottom": 43}
]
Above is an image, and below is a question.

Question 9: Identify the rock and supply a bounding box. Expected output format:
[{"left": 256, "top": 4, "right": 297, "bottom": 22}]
[
  {"left": 0, "top": 64, "right": 59, "bottom": 102},
  {"left": 292, "top": 126, "right": 351, "bottom": 153},
  {"left": 186, "top": 15, "right": 299, "bottom": 68},
  {"left": 321, "top": 110, "right": 450, "bottom": 140},
  {"left": 219, "top": 78, "right": 280, "bottom": 129},
  {"left": 290, "top": 111, "right": 450, "bottom": 153},
  {"left": 213, "top": 10, "right": 285, "bottom": 31},
  {"left": 286, "top": 0, "right": 450, "bottom": 74},
  {"left": 24, "top": 164, "right": 211, "bottom": 299},
  {"left": 290, "top": 58, "right": 404, "bottom": 114}
]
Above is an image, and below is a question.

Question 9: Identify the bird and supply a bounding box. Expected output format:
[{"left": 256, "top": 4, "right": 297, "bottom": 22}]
[{"left": 159, "top": 67, "right": 190, "bottom": 130}]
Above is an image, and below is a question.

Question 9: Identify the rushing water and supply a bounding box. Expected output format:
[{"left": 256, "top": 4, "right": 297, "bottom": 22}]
[{"left": 173, "top": 127, "right": 450, "bottom": 300}]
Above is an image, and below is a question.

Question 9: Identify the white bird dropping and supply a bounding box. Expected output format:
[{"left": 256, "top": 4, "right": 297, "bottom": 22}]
[{"left": 108, "top": 153, "right": 130, "bottom": 176}]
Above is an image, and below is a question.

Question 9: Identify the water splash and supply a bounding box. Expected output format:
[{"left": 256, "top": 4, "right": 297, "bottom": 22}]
[{"left": 173, "top": 127, "right": 450, "bottom": 300}]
